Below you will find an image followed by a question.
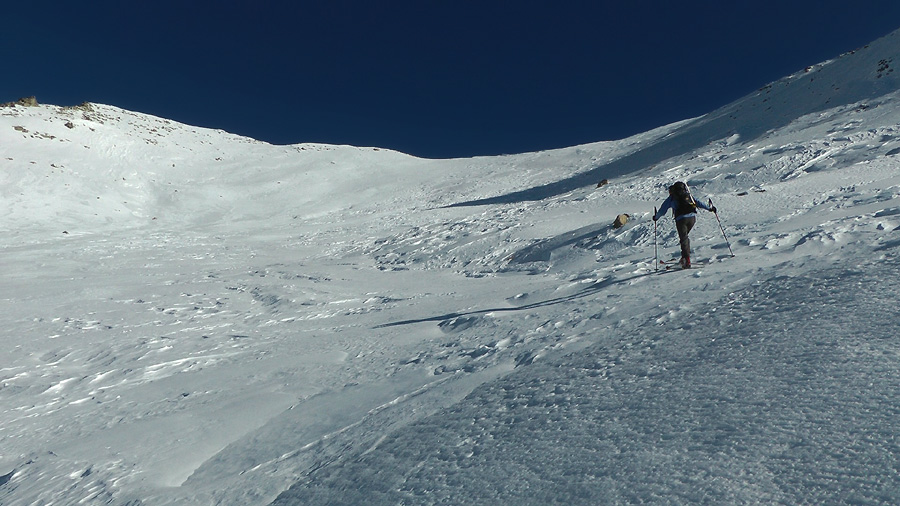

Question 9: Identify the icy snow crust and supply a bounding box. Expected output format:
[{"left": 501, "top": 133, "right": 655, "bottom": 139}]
[
  {"left": 276, "top": 265, "right": 900, "bottom": 505},
  {"left": 1, "top": 29, "right": 900, "bottom": 505}
]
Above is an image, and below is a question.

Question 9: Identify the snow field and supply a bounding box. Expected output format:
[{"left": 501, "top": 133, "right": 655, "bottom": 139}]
[
  {"left": 275, "top": 262, "right": 900, "bottom": 505},
  {"left": 2, "top": 28, "right": 900, "bottom": 505}
]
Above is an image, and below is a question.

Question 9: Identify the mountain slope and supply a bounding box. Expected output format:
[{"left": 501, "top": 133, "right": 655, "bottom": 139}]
[
  {"left": 1, "top": 28, "right": 900, "bottom": 506},
  {"left": 451, "top": 27, "right": 900, "bottom": 208}
]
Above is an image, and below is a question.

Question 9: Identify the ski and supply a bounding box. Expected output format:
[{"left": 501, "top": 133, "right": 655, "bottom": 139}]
[
  {"left": 660, "top": 257, "right": 710, "bottom": 270},
  {"left": 659, "top": 255, "right": 732, "bottom": 270}
]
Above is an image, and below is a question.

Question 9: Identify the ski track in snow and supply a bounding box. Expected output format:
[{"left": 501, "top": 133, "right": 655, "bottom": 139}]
[{"left": 2, "top": 29, "right": 900, "bottom": 505}]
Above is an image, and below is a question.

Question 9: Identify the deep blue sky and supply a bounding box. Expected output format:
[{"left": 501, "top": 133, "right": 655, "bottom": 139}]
[{"left": 4, "top": 1, "right": 900, "bottom": 158}]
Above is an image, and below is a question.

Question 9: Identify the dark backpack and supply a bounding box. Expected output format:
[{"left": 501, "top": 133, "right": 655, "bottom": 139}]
[{"left": 669, "top": 182, "right": 697, "bottom": 217}]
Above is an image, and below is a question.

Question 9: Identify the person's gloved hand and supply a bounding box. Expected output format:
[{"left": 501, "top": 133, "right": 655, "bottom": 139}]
[
  {"left": 710, "top": 206, "right": 717, "bottom": 214},
  {"left": 652, "top": 215, "right": 658, "bottom": 221}
]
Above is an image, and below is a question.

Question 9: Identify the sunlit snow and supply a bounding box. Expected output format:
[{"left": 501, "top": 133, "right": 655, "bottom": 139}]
[{"left": 2, "top": 28, "right": 900, "bottom": 506}]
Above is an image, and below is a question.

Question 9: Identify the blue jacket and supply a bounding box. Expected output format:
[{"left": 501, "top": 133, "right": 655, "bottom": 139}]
[{"left": 654, "top": 194, "right": 712, "bottom": 221}]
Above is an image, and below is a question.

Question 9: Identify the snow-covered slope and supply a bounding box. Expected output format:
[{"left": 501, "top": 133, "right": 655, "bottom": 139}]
[{"left": 2, "top": 28, "right": 900, "bottom": 506}]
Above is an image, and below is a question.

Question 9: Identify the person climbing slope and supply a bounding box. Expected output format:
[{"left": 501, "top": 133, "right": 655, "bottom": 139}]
[{"left": 652, "top": 181, "right": 716, "bottom": 268}]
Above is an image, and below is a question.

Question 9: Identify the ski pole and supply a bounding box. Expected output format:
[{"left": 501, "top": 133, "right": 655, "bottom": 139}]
[
  {"left": 710, "top": 198, "right": 735, "bottom": 257},
  {"left": 653, "top": 206, "right": 659, "bottom": 271}
]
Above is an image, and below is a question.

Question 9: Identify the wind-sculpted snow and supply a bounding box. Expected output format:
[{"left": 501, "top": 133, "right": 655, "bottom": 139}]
[
  {"left": 2, "top": 28, "right": 900, "bottom": 506},
  {"left": 273, "top": 262, "right": 900, "bottom": 505}
]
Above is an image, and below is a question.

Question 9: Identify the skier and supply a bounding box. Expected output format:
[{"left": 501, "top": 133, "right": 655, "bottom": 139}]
[{"left": 652, "top": 181, "right": 716, "bottom": 268}]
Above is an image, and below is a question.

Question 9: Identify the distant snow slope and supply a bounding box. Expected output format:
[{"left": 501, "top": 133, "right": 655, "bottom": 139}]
[{"left": 1, "top": 28, "right": 899, "bottom": 506}]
